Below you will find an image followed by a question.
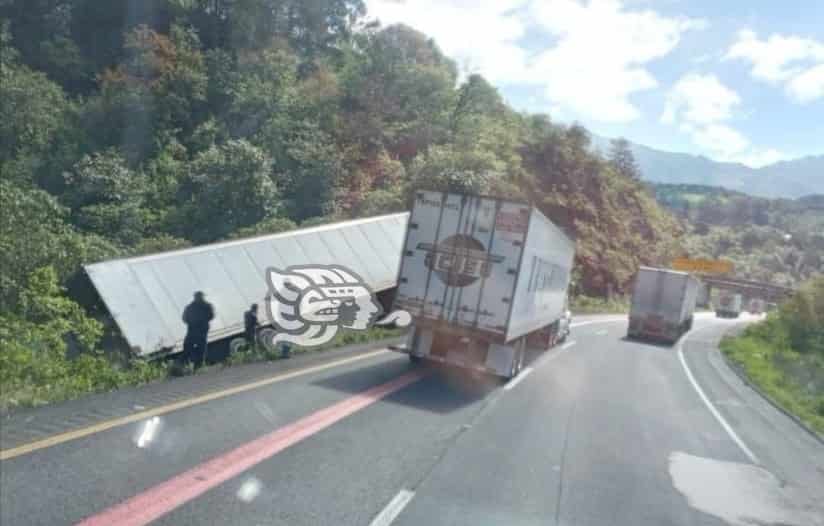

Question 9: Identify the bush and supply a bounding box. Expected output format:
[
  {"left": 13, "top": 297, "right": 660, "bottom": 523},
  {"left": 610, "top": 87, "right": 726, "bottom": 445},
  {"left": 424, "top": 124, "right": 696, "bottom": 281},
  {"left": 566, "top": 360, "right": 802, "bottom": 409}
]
[
  {"left": 779, "top": 276, "right": 824, "bottom": 356},
  {"left": 570, "top": 295, "right": 629, "bottom": 314},
  {"left": 721, "top": 277, "right": 824, "bottom": 433},
  {"left": 0, "top": 267, "right": 168, "bottom": 411},
  {"left": 226, "top": 326, "right": 406, "bottom": 366}
]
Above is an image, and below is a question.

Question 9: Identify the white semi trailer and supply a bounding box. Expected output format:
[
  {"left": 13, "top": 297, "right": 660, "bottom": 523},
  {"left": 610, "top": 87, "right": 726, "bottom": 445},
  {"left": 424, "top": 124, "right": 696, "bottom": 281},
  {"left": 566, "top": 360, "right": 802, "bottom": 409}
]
[{"left": 390, "top": 190, "right": 576, "bottom": 379}]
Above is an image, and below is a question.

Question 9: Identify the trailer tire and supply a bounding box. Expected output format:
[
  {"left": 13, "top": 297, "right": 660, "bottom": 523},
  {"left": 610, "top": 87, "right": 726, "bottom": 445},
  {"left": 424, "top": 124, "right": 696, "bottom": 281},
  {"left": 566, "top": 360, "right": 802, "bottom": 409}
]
[{"left": 409, "top": 354, "right": 421, "bottom": 364}]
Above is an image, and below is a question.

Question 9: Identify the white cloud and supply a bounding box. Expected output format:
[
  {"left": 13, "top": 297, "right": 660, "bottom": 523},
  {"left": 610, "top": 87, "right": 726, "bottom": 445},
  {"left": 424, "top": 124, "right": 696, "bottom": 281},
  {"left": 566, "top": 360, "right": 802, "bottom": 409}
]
[
  {"left": 736, "top": 148, "right": 787, "bottom": 168},
  {"left": 786, "top": 63, "right": 824, "bottom": 103},
  {"left": 662, "top": 73, "right": 741, "bottom": 125},
  {"left": 689, "top": 123, "right": 749, "bottom": 158},
  {"left": 525, "top": 0, "right": 704, "bottom": 122},
  {"left": 725, "top": 30, "right": 824, "bottom": 103},
  {"left": 365, "top": 0, "right": 705, "bottom": 122},
  {"left": 365, "top": 1, "right": 532, "bottom": 84},
  {"left": 661, "top": 74, "right": 786, "bottom": 168}
]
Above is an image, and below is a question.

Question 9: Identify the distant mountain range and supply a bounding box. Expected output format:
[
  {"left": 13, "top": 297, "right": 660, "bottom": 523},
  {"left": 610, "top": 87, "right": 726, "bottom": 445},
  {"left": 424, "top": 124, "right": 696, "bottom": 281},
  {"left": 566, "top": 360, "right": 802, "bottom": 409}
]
[{"left": 589, "top": 135, "right": 823, "bottom": 199}]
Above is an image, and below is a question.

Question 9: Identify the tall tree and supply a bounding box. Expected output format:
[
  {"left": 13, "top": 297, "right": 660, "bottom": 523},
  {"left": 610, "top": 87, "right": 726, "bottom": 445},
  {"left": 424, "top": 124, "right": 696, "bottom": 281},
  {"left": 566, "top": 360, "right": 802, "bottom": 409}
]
[
  {"left": 608, "top": 137, "right": 642, "bottom": 181},
  {"left": 180, "top": 139, "right": 279, "bottom": 242}
]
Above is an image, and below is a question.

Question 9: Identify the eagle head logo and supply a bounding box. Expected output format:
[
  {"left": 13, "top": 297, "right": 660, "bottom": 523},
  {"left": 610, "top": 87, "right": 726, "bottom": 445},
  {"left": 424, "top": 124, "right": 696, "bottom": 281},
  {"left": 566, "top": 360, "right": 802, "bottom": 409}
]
[{"left": 263, "top": 264, "right": 408, "bottom": 349}]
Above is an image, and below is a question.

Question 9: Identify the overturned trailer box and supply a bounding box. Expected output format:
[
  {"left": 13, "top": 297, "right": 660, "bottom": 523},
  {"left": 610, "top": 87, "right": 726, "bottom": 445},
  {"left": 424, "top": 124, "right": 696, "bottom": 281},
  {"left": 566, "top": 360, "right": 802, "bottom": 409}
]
[{"left": 85, "top": 213, "right": 408, "bottom": 356}]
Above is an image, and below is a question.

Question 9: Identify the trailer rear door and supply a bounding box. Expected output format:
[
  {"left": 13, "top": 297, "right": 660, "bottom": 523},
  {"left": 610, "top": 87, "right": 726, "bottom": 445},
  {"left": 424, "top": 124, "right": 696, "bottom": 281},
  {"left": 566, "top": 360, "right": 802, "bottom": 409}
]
[{"left": 395, "top": 191, "right": 528, "bottom": 339}]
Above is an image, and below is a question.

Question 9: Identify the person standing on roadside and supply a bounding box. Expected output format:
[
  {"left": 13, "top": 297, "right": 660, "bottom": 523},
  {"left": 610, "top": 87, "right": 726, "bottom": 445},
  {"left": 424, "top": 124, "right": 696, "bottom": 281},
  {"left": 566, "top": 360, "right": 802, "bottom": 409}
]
[
  {"left": 244, "top": 303, "right": 259, "bottom": 347},
  {"left": 182, "top": 291, "right": 214, "bottom": 370}
]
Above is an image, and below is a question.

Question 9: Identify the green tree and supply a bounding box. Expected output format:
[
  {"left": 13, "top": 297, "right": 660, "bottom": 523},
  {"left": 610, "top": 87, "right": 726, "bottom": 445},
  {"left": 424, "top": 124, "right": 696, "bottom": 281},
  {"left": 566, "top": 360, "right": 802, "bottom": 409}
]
[
  {"left": 341, "top": 24, "right": 457, "bottom": 162},
  {"left": 181, "top": 140, "right": 279, "bottom": 242},
  {"left": 63, "top": 150, "right": 148, "bottom": 244},
  {"left": 780, "top": 277, "right": 824, "bottom": 355},
  {"left": 225, "top": 217, "right": 298, "bottom": 240},
  {"left": 277, "top": 122, "right": 345, "bottom": 220},
  {"left": 89, "top": 24, "right": 207, "bottom": 163},
  {"left": 0, "top": 180, "right": 119, "bottom": 313},
  {"left": 0, "top": 24, "right": 76, "bottom": 187},
  {"left": 185, "top": 0, "right": 365, "bottom": 57},
  {"left": 608, "top": 138, "right": 641, "bottom": 181},
  {"left": 408, "top": 144, "right": 498, "bottom": 195}
]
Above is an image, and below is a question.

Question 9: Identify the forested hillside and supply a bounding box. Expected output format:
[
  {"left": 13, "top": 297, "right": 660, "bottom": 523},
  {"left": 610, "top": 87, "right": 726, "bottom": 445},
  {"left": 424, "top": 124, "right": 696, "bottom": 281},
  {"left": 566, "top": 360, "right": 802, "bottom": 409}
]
[
  {"left": 653, "top": 184, "right": 824, "bottom": 287},
  {"left": 1, "top": 0, "right": 684, "bottom": 307},
  {"left": 1, "top": 1, "right": 688, "bottom": 407}
]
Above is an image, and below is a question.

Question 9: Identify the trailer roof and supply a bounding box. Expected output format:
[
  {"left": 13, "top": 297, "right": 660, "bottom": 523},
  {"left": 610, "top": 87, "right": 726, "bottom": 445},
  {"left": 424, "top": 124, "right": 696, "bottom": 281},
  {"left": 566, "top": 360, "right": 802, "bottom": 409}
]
[{"left": 85, "top": 212, "right": 409, "bottom": 355}]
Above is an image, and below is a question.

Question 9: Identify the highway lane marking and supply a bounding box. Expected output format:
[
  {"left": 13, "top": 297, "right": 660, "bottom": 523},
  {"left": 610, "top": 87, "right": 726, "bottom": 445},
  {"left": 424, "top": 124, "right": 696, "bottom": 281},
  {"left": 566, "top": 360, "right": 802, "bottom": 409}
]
[
  {"left": 75, "top": 371, "right": 425, "bottom": 526},
  {"left": 0, "top": 349, "right": 391, "bottom": 461},
  {"left": 677, "top": 332, "right": 760, "bottom": 465},
  {"left": 570, "top": 318, "right": 626, "bottom": 328},
  {"left": 530, "top": 344, "right": 573, "bottom": 371},
  {"left": 561, "top": 340, "right": 577, "bottom": 350},
  {"left": 368, "top": 489, "right": 416, "bottom": 526},
  {"left": 504, "top": 367, "right": 534, "bottom": 390}
]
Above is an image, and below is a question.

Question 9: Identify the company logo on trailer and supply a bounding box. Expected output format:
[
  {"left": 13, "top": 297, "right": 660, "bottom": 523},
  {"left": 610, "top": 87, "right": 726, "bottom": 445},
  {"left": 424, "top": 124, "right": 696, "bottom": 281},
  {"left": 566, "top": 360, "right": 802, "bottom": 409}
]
[
  {"left": 264, "top": 265, "right": 410, "bottom": 348},
  {"left": 418, "top": 234, "right": 505, "bottom": 287}
]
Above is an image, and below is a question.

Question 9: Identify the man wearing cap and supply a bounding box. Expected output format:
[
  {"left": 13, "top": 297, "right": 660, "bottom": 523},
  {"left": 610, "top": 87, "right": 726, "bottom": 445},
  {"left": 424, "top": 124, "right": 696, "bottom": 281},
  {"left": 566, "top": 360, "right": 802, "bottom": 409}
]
[{"left": 182, "top": 291, "right": 215, "bottom": 369}]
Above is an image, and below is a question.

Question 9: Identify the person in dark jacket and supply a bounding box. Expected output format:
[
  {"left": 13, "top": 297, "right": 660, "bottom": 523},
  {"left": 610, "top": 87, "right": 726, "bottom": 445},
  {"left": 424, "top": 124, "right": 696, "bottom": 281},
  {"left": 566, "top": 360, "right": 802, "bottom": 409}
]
[
  {"left": 182, "top": 291, "right": 214, "bottom": 369},
  {"left": 244, "top": 303, "right": 259, "bottom": 346}
]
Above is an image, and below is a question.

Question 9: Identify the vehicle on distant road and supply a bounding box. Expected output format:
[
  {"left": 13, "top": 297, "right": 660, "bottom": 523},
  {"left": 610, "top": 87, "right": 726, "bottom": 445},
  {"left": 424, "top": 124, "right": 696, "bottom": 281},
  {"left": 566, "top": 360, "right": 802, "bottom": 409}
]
[
  {"left": 627, "top": 267, "right": 699, "bottom": 344},
  {"left": 747, "top": 298, "right": 765, "bottom": 315},
  {"left": 390, "top": 190, "right": 576, "bottom": 379},
  {"left": 716, "top": 292, "right": 743, "bottom": 318}
]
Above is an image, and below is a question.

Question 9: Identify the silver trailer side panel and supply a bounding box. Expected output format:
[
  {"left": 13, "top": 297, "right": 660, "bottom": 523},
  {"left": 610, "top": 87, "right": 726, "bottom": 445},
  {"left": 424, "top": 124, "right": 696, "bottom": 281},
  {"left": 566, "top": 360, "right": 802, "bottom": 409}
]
[
  {"left": 85, "top": 213, "right": 408, "bottom": 356},
  {"left": 507, "top": 207, "right": 576, "bottom": 341}
]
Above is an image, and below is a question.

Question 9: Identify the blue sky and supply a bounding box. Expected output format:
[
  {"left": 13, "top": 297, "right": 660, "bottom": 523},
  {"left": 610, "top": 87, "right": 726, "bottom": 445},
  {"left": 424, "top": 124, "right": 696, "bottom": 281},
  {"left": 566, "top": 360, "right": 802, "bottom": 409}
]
[{"left": 365, "top": 1, "right": 824, "bottom": 167}]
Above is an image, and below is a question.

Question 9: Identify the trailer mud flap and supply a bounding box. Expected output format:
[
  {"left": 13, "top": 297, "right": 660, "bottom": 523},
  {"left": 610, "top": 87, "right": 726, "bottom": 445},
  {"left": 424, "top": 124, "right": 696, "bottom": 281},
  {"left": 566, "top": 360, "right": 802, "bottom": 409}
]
[{"left": 486, "top": 343, "right": 516, "bottom": 376}]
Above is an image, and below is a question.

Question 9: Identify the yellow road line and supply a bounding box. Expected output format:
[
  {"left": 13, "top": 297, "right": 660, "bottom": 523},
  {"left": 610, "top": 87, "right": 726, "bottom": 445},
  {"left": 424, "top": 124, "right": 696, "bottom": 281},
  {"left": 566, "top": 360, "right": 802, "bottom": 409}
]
[{"left": 1, "top": 349, "right": 390, "bottom": 461}]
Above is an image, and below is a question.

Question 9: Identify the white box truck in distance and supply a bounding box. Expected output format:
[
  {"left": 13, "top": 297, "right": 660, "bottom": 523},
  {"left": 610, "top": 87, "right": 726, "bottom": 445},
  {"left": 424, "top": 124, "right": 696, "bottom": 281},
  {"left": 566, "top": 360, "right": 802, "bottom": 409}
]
[
  {"left": 627, "top": 267, "right": 699, "bottom": 344},
  {"left": 390, "top": 190, "right": 576, "bottom": 379},
  {"left": 716, "top": 292, "right": 743, "bottom": 318}
]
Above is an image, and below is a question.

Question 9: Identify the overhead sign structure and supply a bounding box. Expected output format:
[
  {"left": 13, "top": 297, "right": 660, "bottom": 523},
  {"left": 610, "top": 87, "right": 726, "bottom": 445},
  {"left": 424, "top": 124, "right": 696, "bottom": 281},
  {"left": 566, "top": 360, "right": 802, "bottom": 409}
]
[{"left": 672, "top": 258, "right": 734, "bottom": 274}]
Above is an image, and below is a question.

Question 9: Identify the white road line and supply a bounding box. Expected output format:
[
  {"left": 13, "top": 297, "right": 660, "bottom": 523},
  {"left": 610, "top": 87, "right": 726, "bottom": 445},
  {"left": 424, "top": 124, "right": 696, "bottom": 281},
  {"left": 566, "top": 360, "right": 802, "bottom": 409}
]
[
  {"left": 561, "top": 340, "right": 577, "bottom": 350},
  {"left": 532, "top": 345, "right": 572, "bottom": 370},
  {"left": 504, "top": 367, "right": 534, "bottom": 390},
  {"left": 369, "top": 489, "right": 415, "bottom": 526},
  {"left": 595, "top": 329, "right": 608, "bottom": 336},
  {"left": 570, "top": 318, "right": 626, "bottom": 328},
  {"left": 677, "top": 333, "right": 760, "bottom": 465}
]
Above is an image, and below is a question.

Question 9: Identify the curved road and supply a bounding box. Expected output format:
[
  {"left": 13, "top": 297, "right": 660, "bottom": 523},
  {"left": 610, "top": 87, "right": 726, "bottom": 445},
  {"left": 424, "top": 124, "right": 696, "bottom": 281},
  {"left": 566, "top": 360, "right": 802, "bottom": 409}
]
[{"left": 1, "top": 314, "right": 823, "bottom": 525}]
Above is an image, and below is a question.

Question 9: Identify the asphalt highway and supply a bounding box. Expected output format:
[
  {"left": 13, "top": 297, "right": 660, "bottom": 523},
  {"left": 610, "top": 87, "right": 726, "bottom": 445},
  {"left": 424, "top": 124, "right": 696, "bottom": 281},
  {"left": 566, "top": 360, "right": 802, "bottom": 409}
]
[{"left": 1, "top": 314, "right": 822, "bottom": 526}]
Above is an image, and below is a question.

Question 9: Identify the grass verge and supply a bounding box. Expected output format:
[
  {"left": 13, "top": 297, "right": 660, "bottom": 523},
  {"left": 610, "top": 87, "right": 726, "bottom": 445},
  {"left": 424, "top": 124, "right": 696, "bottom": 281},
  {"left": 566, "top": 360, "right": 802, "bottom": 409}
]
[
  {"left": 1, "top": 326, "right": 406, "bottom": 413},
  {"left": 225, "top": 326, "right": 406, "bottom": 367},
  {"left": 570, "top": 295, "right": 629, "bottom": 314},
  {"left": 720, "top": 328, "right": 824, "bottom": 434}
]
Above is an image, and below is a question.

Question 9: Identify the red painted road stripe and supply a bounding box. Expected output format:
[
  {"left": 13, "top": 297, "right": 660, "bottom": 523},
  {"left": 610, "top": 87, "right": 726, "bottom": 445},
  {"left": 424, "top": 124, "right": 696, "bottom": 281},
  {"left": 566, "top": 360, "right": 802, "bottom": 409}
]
[{"left": 76, "top": 371, "right": 424, "bottom": 526}]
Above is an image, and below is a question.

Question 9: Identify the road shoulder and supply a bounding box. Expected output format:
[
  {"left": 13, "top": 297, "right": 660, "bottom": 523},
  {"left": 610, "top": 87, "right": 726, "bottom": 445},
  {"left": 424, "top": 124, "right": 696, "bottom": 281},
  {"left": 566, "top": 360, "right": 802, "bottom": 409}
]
[
  {"left": 0, "top": 337, "right": 401, "bottom": 453},
  {"left": 680, "top": 322, "right": 824, "bottom": 507}
]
